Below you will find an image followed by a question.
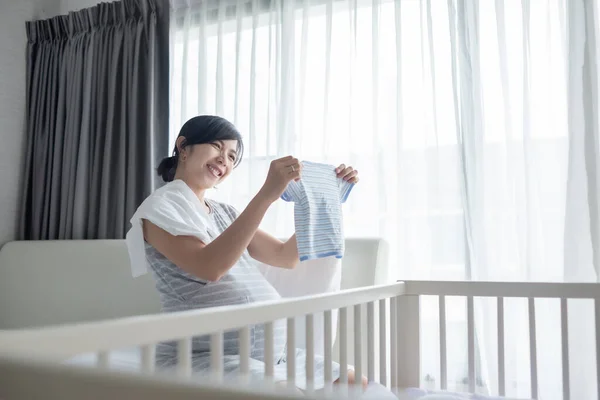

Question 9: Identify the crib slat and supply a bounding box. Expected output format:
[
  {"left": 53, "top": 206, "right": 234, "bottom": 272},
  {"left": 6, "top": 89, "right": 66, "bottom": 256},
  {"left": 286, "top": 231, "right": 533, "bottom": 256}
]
[
  {"left": 498, "top": 297, "right": 505, "bottom": 396},
  {"left": 324, "top": 310, "right": 333, "bottom": 386},
  {"left": 390, "top": 297, "right": 397, "bottom": 390},
  {"left": 339, "top": 307, "right": 348, "bottom": 385},
  {"left": 354, "top": 304, "right": 363, "bottom": 389},
  {"left": 561, "top": 298, "right": 570, "bottom": 400},
  {"left": 177, "top": 338, "right": 192, "bottom": 377},
  {"left": 396, "top": 295, "right": 420, "bottom": 388},
  {"left": 306, "top": 314, "right": 315, "bottom": 391},
  {"left": 367, "top": 301, "right": 375, "bottom": 382},
  {"left": 528, "top": 298, "right": 538, "bottom": 399},
  {"left": 439, "top": 295, "right": 447, "bottom": 390},
  {"left": 287, "top": 317, "right": 296, "bottom": 386},
  {"left": 379, "top": 298, "right": 387, "bottom": 387},
  {"left": 595, "top": 298, "right": 600, "bottom": 400},
  {"left": 97, "top": 351, "right": 109, "bottom": 369},
  {"left": 467, "top": 296, "right": 475, "bottom": 393},
  {"left": 239, "top": 326, "right": 250, "bottom": 380},
  {"left": 265, "top": 322, "right": 274, "bottom": 377},
  {"left": 211, "top": 332, "right": 224, "bottom": 381},
  {"left": 141, "top": 344, "right": 155, "bottom": 374}
]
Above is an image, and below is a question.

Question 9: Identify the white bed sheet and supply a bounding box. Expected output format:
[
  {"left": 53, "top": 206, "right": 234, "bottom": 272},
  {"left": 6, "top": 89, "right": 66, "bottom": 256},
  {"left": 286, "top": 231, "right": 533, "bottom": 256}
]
[
  {"left": 64, "top": 351, "right": 531, "bottom": 400},
  {"left": 65, "top": 347, "right": 142, "bottom": 372},
  {"left": 397, "top": 388, "right": 533, "bottom": 400}
]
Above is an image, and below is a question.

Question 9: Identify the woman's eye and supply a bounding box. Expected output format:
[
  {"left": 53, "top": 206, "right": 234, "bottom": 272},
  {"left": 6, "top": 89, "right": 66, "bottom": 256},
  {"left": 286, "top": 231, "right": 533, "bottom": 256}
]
[
  {"left": 229, "top": 155, "right": 236, "bottom": 162},
  {"left": 212, "top": 142, "right": 220, "bottom": 149}
]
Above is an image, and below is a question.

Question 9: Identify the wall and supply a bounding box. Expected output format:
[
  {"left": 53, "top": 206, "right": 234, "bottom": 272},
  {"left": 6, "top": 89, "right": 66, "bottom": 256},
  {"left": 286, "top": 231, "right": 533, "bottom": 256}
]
[{"left": 0, "top": 0, "right": 60, "bottom": 246}]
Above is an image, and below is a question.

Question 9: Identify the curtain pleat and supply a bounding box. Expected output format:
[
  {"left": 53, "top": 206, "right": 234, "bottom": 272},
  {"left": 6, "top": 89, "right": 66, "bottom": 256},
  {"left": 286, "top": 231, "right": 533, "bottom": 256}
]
[{"left": 21, "top": 0, "right": 170, "bottom": 240}]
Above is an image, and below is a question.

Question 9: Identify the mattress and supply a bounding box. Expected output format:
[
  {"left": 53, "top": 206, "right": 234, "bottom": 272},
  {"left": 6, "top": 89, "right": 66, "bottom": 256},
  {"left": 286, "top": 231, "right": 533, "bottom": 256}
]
[
  {"left": 397, "top": 388, "right": 533, "bottom": 400},
  {"left": 65, "top": 347, "right": 143, "bottom": 372},
  {"left": 65, "top": 349, "right": 393, "bottom": 399},
  {"left": 65, "top": 350, "right": 530, "bottom": 400}
]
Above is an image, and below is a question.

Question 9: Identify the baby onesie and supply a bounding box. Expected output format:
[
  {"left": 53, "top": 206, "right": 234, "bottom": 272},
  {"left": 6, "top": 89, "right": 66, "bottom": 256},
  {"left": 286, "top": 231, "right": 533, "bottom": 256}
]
[{"left": 281, "top": 161, "right": 354, "bottom": 261}]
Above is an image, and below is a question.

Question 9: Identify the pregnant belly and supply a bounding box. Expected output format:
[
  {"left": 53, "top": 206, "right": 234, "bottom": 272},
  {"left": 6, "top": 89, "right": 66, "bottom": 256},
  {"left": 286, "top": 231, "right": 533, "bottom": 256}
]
[
  {"left": 162, "top": 275, "right": 285, "bottom": 358},
  {"left": 182, "top": 274, "right": 281, "bottom": 309}
]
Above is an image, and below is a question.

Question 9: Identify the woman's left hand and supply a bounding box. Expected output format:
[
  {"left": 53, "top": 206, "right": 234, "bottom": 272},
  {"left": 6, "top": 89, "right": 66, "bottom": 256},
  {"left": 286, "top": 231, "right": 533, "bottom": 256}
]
[{"left": 335, "top": 164, "right": 359, "bottom": 184}]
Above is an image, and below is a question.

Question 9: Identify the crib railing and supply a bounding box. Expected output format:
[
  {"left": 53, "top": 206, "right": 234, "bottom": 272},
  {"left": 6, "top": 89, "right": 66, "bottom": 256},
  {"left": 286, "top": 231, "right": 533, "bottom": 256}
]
[
  {"left": 0, "top": 282, "right": 406, "bottom": 396},
  {"left": 0, "top": 280, "right": 599, "bottom": 400},
  {"left": 402, "top": 280, "right": 600, "bottom": 400}
]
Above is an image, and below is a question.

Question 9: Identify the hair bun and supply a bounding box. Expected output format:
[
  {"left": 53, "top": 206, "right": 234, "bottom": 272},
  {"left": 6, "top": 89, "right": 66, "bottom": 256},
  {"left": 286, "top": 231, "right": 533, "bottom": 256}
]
[{"left": 157, "top": 155, "right": 178, "bottom": 182}]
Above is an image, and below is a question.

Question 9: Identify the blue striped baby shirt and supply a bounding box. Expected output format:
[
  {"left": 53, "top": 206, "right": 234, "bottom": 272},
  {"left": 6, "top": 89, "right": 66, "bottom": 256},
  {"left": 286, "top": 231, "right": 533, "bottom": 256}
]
[{"left": 281, "top": 161, "right": 354, "bottom": 261}]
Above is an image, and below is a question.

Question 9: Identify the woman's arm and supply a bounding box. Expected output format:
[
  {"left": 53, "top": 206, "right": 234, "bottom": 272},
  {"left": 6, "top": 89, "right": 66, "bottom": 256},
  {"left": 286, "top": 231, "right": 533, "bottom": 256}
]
[
  {"left": 143, "top": 156, "right": 301, "bottom": 282},
  {"left": 143, "top": 193, "right": 271, "bottom": 281},
  {"left": 247, "top": 231, "right": 299, "bottom": 269}
]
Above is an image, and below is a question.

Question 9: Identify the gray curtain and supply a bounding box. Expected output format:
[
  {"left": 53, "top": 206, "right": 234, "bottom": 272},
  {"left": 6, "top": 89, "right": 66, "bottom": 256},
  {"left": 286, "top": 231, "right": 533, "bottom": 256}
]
[{"left": 20, "top": 0, "right": 170, "bottom": 240}]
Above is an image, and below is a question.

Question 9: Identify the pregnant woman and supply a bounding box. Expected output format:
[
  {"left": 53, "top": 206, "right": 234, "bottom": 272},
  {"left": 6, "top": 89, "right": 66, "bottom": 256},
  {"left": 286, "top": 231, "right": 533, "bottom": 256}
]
[{"left": 126, "top": 115, "right": 363, "bottom": 393}]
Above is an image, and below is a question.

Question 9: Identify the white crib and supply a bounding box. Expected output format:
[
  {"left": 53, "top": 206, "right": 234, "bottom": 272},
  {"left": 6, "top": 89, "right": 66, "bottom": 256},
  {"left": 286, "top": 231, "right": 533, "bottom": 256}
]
[{"left": 0, "top": 240, "right": 598, "bottom": 400}]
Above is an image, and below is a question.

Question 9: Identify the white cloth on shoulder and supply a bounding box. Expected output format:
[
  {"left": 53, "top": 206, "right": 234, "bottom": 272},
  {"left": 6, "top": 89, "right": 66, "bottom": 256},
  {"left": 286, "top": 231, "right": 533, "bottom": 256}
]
[{"left": 126, "top": 180, "right": 216, "bottom": 277}]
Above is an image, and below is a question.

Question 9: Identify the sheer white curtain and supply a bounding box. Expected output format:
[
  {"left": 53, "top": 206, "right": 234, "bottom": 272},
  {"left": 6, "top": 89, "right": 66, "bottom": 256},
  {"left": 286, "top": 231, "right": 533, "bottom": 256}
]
[{"left": 169, "top": 0, "right": 600, "bottom": 398}]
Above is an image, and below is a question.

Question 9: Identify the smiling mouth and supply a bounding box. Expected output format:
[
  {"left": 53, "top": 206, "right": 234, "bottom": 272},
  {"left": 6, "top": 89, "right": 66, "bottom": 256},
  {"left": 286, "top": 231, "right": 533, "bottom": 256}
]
[{"left": 207, "top": 164, "right": 223, "bottom": 178}]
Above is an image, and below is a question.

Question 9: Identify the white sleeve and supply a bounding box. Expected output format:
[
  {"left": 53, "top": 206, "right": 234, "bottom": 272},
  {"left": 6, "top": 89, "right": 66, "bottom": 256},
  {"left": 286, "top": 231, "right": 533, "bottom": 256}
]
[{"left": 126, "top": 193, "right": 213, "bottom": 277}]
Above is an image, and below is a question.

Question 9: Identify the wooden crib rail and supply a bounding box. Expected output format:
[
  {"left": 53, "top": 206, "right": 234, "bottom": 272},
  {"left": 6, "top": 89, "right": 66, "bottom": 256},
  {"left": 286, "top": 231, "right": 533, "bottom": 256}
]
[
  {"left": 401, "top": 280, "right": 600, "bottom": 400},
  {"left": 0, "top": 282, "right": 405, "bottom": 359},
  {"left": 403, "top": 280, "right": 600, "bottom": 299},
  {"left": 1, "top": 279, "right": 599, "bottom": 400},
  {"left": 0, "top": 281, "right": 406, "bottom": 397}
]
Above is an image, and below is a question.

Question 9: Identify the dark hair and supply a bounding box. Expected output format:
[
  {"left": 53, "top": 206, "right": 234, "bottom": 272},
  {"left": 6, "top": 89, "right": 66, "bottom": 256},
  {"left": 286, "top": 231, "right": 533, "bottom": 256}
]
[{"left": 157, "top": 115, "right": 244, "bottom": 182}]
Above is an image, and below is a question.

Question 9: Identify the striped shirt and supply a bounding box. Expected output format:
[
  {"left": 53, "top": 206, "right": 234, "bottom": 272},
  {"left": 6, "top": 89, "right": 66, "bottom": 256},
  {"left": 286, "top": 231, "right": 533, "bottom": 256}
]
[
  {"left": 143, "top": 196, "right": 341, "bottom": 389},
  {"left": 145, "top": 200, "right": 287, "bottom": 367},
  {"left": 281, "top": 161, "right": 354, "bottom": 261}
]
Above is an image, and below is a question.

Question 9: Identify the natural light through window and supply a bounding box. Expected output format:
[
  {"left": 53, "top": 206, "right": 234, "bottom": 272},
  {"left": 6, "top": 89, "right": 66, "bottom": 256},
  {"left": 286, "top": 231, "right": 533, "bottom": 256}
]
[{"left": 170, "top": 0, "right": 580, "bottom": 397}]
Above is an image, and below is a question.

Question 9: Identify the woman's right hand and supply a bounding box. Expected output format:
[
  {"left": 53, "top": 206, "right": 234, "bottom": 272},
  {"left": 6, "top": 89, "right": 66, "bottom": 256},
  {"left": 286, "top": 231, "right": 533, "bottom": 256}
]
[{"left": 258, "top": 156, "right": 301, "bottom": 203}]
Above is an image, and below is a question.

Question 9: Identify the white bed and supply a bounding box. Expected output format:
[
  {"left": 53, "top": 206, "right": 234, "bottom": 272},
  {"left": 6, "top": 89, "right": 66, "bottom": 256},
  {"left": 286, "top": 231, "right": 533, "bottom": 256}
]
[{"left": 0, "top": 239, "right": 595, "bottom": 399}]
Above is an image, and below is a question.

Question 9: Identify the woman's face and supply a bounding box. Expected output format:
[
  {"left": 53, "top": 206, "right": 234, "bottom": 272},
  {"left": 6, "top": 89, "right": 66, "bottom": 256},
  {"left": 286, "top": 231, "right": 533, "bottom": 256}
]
[{"left": 178, "top": 138, "right": 239, "bottom": 189}]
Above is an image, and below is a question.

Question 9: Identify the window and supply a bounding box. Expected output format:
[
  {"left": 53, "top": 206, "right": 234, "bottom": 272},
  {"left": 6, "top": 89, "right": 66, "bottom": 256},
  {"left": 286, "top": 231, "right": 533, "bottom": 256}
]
[{"left": 170, "top": 1, "right": 576, "bottom": 396}]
